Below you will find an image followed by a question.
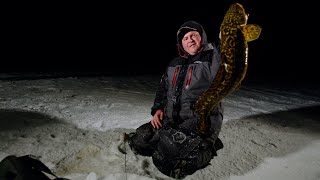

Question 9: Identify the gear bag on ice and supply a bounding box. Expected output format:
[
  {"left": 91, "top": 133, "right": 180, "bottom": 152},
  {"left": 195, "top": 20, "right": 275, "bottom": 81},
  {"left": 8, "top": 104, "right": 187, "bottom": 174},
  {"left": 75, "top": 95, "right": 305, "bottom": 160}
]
[{"left": 0, "top": 155, "right": 69, "bottom": 180}]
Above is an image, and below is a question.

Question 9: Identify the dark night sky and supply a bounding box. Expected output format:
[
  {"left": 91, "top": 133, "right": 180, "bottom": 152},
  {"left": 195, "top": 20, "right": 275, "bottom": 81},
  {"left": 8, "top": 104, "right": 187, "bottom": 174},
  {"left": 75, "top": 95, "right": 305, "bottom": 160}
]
[{"left": 2, "top": 1, "right": 318, "bottom": 84}]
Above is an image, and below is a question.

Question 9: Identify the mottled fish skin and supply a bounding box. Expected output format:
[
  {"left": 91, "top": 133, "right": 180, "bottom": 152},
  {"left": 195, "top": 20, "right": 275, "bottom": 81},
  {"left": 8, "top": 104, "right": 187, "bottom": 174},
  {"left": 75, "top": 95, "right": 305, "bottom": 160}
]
[{"left": 195, "top": 3, "right": 261, "bottom": 135}]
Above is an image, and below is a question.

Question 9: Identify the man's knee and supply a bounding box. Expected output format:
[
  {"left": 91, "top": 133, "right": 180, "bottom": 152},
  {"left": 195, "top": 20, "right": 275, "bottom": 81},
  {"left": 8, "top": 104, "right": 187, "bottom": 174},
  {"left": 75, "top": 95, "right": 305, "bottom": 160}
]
[
  {"left": 128, "top": 122, "right": 157, "bottom": 156},
  {"left": 135, "top": 122, "right": 155, "bottom": 141}
]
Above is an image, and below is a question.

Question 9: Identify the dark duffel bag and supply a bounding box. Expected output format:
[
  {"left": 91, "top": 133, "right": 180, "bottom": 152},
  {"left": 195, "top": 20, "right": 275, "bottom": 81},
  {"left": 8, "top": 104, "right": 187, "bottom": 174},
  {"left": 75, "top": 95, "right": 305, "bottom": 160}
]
[{"left": 0, "top": 155, "right": 69, "bottom": 180}]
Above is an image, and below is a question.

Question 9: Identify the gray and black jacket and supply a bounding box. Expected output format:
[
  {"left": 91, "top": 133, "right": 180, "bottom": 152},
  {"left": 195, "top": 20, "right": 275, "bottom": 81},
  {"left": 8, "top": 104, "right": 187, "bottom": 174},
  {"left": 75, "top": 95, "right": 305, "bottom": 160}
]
[{"left": 151, "top": 21, "right": 223, "bottom": 142}]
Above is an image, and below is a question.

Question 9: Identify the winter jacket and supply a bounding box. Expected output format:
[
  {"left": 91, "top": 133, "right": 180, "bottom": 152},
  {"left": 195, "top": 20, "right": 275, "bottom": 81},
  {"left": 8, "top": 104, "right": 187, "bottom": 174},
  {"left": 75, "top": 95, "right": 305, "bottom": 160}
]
[{"left": 151, "top": 21, "right": 224, "bottom": 142}]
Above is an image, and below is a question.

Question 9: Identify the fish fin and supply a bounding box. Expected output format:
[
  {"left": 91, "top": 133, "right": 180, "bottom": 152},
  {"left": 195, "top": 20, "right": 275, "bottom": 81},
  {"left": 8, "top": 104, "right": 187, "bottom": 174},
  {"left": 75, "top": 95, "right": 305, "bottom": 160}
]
[
  {"left": 242, "top": 24, "right": 262, "bottom": 42},
  {"left": 235, "top": 82, "right": 242, "bottom": 91}
]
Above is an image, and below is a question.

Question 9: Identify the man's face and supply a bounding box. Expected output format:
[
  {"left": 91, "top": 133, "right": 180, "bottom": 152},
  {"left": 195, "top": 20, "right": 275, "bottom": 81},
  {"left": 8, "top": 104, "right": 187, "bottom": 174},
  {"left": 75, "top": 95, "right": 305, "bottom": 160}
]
[{"left": 182, "top": 31, "right": 201, "bottom": 55}]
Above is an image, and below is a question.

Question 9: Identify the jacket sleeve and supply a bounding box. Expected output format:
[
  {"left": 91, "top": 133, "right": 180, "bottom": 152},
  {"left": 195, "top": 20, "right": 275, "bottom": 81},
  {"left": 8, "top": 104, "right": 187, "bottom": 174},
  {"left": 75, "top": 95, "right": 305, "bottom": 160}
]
[
  {"left": 206, "top": 102, "right": 224, "bottom": 142},
  {"left": 210, "top": 42, "right": 221, "bottom": 78},
  {"left": 151, "top": 72, "right": 168, "bottom": 116}
]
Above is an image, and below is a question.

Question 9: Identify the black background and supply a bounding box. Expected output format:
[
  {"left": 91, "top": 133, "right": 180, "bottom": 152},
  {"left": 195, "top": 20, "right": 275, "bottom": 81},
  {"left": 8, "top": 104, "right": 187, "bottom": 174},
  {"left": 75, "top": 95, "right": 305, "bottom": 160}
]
[{"left": 2, "top": 1, "right": 318, "bottom": 84}]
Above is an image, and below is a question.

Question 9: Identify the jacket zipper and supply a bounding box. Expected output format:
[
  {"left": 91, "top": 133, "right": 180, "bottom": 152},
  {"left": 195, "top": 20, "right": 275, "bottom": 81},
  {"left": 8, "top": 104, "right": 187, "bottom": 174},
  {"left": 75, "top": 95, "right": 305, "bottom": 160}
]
[
  {"left": 172, "top": 66, "right": 180, "bottom": 88},
  {"left": 186, "top": 66, "right": 193, "bottom": 89}
]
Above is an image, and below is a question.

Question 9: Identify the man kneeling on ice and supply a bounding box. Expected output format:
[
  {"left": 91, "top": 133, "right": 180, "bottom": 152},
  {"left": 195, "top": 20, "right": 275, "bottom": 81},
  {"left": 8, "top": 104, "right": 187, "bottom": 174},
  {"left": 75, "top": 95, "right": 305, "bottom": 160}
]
[{"left": 121, "top": 21, "right": 224, "bottom": 179}]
